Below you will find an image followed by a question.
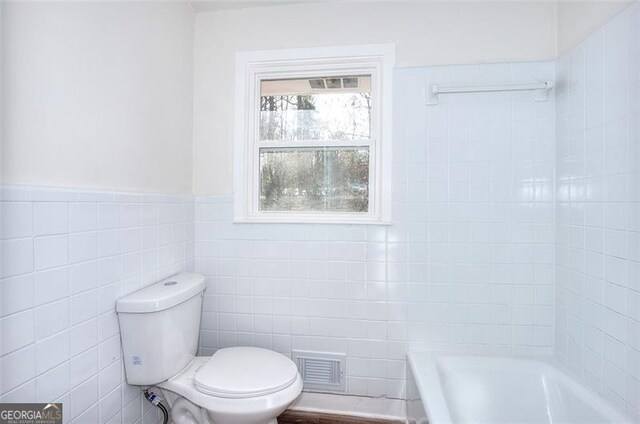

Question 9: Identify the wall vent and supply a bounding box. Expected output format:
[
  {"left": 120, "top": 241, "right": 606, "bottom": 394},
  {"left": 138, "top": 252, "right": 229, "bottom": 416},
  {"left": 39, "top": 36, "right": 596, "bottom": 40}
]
[
  {"left": 307, "top": 77, "right": 360, "bottom": 91},
  {"left": 292, "top": 350, "right": 346, "bottom": 393}
]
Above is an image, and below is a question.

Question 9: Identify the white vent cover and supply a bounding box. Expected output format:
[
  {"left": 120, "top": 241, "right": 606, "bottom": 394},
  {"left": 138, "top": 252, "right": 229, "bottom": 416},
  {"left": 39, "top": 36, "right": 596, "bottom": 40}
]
[
  {"left": 292, "top": 350, "right": 346, "bottom": 392},
  {"left": 308, "top": 77, "right": 359, "bottom": 90}
]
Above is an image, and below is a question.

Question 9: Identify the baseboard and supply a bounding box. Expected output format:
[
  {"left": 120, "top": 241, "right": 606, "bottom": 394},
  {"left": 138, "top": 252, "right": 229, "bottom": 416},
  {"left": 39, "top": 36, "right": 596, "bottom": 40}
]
[{"left": 288, "top": 392, "right": 407, "bottom": 423}]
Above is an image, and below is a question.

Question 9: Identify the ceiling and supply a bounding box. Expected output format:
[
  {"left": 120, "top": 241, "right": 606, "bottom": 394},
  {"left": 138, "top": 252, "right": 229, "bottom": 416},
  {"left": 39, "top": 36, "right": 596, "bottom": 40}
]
[
  {"left": 190, "top": 0, "right": 316, "bottom": 12},
  {"left": 189, "top": 0, "right": 573, "bottom": 13}
]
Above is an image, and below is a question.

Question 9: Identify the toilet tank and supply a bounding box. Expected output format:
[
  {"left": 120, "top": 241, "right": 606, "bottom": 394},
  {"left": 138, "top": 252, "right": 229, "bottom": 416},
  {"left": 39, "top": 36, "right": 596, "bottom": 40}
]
[{"left": 116, "top": 273, "right": 206, "bottom": 386}]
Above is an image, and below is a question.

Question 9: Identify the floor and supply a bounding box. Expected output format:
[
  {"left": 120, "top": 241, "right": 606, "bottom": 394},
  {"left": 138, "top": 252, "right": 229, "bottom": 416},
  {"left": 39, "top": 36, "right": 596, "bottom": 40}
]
[{"left": 278, "top": 410, "right": 405, "bottom": 424}]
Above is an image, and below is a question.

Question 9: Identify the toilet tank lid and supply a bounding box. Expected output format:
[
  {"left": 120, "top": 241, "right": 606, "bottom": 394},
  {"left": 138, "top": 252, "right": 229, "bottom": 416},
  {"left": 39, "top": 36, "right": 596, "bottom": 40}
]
[{"left": 116, "top": 273, "right": 205, "bottom": 314}]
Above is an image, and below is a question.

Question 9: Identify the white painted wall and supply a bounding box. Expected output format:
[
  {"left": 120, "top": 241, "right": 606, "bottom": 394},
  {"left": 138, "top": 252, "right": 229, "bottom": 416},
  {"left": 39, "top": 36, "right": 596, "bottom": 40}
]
[
  {"left": 1, "top": 2, "right": 195, "bottom": 194},
  {"left": 4, "top": 1, "right": 633, "bottom": 196},
  {"left": 557, "top": 1, "right": 633, "bottom": 55},
  {"left": 192, "top": 1, "right": 558, "bottom": 195}
]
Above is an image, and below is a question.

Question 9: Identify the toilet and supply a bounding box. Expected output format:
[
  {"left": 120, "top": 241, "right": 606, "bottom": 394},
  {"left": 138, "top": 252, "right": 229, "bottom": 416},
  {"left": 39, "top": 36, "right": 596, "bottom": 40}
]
[{"left": 116, "top": 273, "right": 303, "bottom": 424}]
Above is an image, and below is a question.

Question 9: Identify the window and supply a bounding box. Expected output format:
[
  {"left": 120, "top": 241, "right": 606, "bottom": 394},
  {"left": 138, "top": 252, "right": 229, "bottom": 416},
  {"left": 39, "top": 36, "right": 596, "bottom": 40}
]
[{"left": 234, "top": 45, "right": 394, "bottom": 224}]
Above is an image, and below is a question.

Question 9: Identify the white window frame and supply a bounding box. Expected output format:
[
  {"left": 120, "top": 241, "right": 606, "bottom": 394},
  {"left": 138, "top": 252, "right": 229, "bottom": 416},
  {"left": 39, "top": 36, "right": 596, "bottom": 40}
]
[{"left": 233, "top": 44, "right": 394, "bottom": 224}]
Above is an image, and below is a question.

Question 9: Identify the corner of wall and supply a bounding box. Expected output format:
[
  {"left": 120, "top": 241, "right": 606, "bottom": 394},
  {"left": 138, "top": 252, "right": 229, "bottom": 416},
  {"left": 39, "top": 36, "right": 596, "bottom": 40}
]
[
  {"left": 553, "top": 0, "right": 560, "bottom": 59},
  {"left": 556, "top": 0, "right": 634, "bottom": 56}
]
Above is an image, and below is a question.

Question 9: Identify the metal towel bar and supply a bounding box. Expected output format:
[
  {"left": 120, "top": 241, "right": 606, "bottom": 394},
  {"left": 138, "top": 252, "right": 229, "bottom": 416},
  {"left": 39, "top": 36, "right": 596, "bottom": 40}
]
[{"left": 426, "top": 81, "right": 553, "bottom": 105}]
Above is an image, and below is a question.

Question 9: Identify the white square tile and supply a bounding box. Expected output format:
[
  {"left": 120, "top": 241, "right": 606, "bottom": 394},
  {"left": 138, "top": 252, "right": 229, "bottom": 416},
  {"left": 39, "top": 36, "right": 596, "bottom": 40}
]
[
  {"left": 121, "top": 380, "right": 139, "bottom": 406},
  {"left": 158, "top": 204, "right": 172, "bottom": 225},
  {"left": 69, "top": 261, "right": 99, "bottom": 295},
  {"left": 34, "top": 299, "right": 69, "bottom": 339},
  {"left": 35, "top": 330, "right": 69, "bottom": 374},
  {"left": 98, "top": 257, "right": 121, "bottom": 286},
  {"left": 0, "top": 379, "right": 36, "bottom": 403},
  {"left": 98, "top": 203, "right": 120, "bottom": 230},
  {"left": 97, "top": 230, "right": 120, "bottom": 258},
  {"left": 1, "top": 274, "right": 34, "bottom": 317},
  {"left": 69, "top": 232, "right": 98, "bottom": 264},
  {"left": 97, "top": 312, "right": 119, "bottom": 342},
  {"left": 34, "top": 202, "right": 67, "bottom": 235},
  {"left": 99, "top": 386, "right": 122, "bottom": 424},
  {"left": 121, "top": 204, "right": 141, "bottom": 228},
  {"left": 121, "top": 229, "right": 140, "bottom": 253},
  {"left": 34, "top": 267, "right": 69, "bottom": 305},
  {"left": 70, "top": 347, "right": 98, "bottom": 387},
  {"left": 70, "top": 318, "right": 98, "bottom": 356},
  {"left": 36, "top": 361, "right": 69, "bottom": 402},
  {"left": 70, "top": 375, "right": 98, "bottom": 419},
  {"left": 121, "top": 253, "right": 140, "bottom": 278},
  {"left": 104, "top": 411, "right": 122, "bottom": 424},
  {"left": 98, "top": 360, "right": 121, "bottom": 398},
  {"left": 70, "top": 290, "right": 98, "bottom": 325},
  {"left": 0, "top": 310, "right": 35, "bottom": 355},
  {"left": 69, "top": 203, "right": 97, "bottom": 233},
  {"left": 2, "top": 238, "right": 34, "bottom": 277},
  {"left": 98, "top": 336, "right": 121, "bottom": 370},
  {"left": 73, "top": 404, "right": 98, "bottom": 424},
  {"left": 0, "top": 345, "right": 35, "bottom": 393},
  {"left": 2, "top": 202, "right": 33, "bottom": 239},
  {"left": 34, "top": 235, "right": 68, "bottom": 270},
  {"left": 140, "top": 204, "right": 159, "bottom": 226},
  {"left": 121, "top": 395, "right": 142, "bottom": 424},
  {"left": 98, "top": 283, "right": 119, "bottom": 315},
  {"left": 140, "top": 250, "right": 158, "bottom": 273}
]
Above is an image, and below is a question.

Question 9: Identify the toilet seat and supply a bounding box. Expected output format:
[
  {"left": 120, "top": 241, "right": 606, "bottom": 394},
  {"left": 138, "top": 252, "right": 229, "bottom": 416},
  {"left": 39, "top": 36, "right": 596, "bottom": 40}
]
[
  {"left": 158, "top": 355, "right": 303, "bottom": 424},
  {"left": 194, "top": 347, "right": 299, "bottom": 398}
]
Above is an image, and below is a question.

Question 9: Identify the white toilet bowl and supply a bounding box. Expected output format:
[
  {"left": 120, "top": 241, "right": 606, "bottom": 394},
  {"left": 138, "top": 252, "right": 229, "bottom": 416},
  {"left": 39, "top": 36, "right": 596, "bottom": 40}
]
[
  {"left": 158, "top": 347, "right": 303, "bottom": 424},
  {"left": 116, "top": 275, "right": 302, "bottom": 424}
]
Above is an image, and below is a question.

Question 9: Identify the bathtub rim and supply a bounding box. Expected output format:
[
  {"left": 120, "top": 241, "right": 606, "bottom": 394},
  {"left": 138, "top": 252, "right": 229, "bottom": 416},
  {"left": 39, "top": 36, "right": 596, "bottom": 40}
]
[
  {"left": 406, "top": 351, "right": 634, "bottom": 424},
  {"left": 407, "top": 352, "right": 454, "bottom": 424}
]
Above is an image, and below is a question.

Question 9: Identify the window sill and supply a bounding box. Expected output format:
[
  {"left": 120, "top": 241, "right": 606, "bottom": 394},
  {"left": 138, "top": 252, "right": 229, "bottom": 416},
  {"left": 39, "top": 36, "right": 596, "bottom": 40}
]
[{"left": 233, "top": 216, "right": 392, "bottom": 225}]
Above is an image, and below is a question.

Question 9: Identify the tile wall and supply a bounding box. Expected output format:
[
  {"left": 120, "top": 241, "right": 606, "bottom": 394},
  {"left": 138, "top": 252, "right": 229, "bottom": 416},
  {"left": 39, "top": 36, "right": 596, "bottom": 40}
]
[
  {"left": 0, "top": 186, "right": 194, "bottom": 424},
  {"left": 194, "top": 60, "right": 557, "bottom": 399},
  {"left": 400, "top": 63, "right": 556, "bottom": 357},
  {"left": 555, "top": 1, "right": 640, "bottom": 419}
]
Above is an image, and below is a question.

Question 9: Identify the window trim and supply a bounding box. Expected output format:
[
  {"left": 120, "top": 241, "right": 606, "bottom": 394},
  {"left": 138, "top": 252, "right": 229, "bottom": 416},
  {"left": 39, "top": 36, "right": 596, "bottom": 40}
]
[{"left": 233, "top": 44, "right": 394, "bottom": 224}]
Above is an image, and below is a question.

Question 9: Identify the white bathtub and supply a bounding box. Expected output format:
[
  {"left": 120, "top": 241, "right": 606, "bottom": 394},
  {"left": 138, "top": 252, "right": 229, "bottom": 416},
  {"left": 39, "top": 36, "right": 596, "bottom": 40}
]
[{"left": 406, "top": 353, "right": 633, "bottom": 424}]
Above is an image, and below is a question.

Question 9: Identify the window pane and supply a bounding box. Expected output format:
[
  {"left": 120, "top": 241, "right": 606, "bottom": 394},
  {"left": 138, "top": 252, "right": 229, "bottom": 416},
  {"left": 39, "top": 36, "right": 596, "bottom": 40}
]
[
  {"left": 260, "top": 76, "right": 371, "bottom": 141},
  {"left": 259, "top": 147, "right": 369, "bottom": 212}
]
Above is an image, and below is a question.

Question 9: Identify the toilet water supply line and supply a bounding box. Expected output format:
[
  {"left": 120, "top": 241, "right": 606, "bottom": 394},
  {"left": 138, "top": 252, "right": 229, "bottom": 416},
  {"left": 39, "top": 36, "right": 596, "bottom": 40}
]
[{"left": 143, "top": 389, "right": 169, "bottom": 424}]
